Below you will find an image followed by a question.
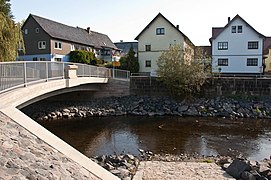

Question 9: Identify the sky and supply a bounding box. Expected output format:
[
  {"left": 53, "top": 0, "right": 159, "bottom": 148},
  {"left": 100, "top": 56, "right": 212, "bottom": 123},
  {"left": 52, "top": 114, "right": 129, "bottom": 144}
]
[{"left": 10, "top": 0, "right": 271, "bottom": 46}]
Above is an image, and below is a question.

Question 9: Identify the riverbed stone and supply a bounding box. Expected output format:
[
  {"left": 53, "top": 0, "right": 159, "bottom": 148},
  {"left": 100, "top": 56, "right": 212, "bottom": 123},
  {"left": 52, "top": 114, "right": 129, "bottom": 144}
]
[{"left": 226, "top": 159, "right": 251, "bottom": 179}]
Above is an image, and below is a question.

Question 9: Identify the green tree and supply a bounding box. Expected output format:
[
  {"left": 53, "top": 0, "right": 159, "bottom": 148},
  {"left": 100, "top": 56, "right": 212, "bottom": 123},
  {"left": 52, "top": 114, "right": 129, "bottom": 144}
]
[
  {"left": 157, "top": 44, "right": 207, "bottom": 98},
  {"left": 120, "top": 45, "right": 139, "bottom": 73},
  {"left": 0, "top": 0, "right": 12, "bottom": 18},
  {"left": 0, "top": 0, "right": 24, "bottom": 62}
]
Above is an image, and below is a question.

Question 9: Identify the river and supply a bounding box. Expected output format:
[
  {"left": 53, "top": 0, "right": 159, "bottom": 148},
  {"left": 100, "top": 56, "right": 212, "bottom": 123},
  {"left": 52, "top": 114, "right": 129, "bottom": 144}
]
[{"left": 38, "top": 116, "right": 271, "bottom": 161}]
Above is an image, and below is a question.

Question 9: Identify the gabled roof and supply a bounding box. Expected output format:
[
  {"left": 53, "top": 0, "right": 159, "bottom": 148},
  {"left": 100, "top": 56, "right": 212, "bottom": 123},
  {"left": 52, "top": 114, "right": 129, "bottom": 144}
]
[
  {"left": 135, "top": 13, "right": 194, "bottom": 46},
  {"left": 22, "top": 14, "right": 117, "bottom": 49},
  {"left": 210, "top": 14, "right": 265, "bottom": 42},
  {"left": 114, "top": 41, "right": 138, "bottom": 54}
]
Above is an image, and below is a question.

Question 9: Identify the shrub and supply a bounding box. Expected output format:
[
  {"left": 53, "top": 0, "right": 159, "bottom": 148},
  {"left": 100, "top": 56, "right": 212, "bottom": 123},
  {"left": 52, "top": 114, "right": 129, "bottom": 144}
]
[{"left": 69, "top": 50, "right": 97, "bottom": 64}]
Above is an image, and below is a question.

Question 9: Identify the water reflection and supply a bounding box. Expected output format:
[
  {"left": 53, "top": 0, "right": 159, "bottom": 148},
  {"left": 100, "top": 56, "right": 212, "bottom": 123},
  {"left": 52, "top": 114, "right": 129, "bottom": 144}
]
[{"left": 39, "top": 116, "right": 271, "bottom": 160}]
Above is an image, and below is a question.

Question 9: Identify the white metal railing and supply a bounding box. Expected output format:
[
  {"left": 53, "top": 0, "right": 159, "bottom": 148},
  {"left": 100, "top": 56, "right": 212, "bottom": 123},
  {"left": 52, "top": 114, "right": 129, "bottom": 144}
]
[{"left": 0, "top": 61, "right": 130, "bottom": 93}]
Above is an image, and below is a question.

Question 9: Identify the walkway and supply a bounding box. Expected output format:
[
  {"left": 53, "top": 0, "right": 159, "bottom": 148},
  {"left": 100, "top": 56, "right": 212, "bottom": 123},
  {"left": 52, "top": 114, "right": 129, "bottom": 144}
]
[{"left": 133, "top": 161, "right": 235, "bottom": 180}]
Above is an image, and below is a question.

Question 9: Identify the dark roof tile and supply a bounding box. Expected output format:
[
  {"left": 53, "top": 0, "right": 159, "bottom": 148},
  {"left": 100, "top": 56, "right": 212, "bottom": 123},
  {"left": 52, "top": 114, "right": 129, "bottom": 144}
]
[{"left": 29, "top": 14, "right": 117, "bottom": 49}]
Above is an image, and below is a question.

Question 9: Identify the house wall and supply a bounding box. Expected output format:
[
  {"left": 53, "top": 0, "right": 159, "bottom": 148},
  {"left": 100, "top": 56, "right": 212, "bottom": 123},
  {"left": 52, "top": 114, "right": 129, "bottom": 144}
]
[
  {"left": 137, "top": 16, "right": 185, "bottom": 73},
  {"left": 22, "top": 16, "right": 51, "bottom": 58},
  {"left": 212, "top": 18, "right": 264, "bottom": 74},
  {"left": 265, "top": 49, "right": 271, "bottom": 73}
]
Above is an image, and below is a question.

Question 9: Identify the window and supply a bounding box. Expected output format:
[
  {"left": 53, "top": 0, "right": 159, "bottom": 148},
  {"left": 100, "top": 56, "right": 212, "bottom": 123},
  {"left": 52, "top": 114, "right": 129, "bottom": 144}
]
[
  {"left": 247, "top": 58, "right": 258, "bottom": 66},
  {"left": 248, "top": 41, "right": 258, "bottom": 49},
  {"left": 218, "top": 42, "right": 228, "bottom": 50},
  {"left": 218, "top": 58, "right": 228, "bottom": 66},
  {"left": 71, "top": 44, "right": 75, "bottom": 51},
  {"left": 38, "top": 41, "right": 46, "bottom": 49},
  {"left": 231, "top": 26, "right": 236, "bottom": 33},
  {"left": 145, "top": 45, "right": 151, "bottom": 51},
  {"left": 40, "top": 58, "right": 46, "bottom": 61},
  {"left": 33, "top": 57, "right": 38, "bottom": 61},
  {"left": 24, "top": 29, "right": 28, "bottom": 35},
  {"left": 238, "top": 26, "right": 242, "bottom": 33},
  {"left": 54, "top": 42, "right": 62, "bottom": 50},
  {"left": 55, "top": 58, "right": 62, "bottom": 62},
  {"left": 156, "top": 28, "right": 165, "bottom": 35},
  {"left": 36, "top": 28, "right": 39, "bottom": 33},
  {"left": 145, "top": 60, "right": 151, "bottom": 67}
]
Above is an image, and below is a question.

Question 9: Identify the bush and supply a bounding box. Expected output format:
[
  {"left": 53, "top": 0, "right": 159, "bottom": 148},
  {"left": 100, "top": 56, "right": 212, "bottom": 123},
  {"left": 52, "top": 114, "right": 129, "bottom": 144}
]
[{"left": 69, "top": 50, "right": 97, "bottom": 64}]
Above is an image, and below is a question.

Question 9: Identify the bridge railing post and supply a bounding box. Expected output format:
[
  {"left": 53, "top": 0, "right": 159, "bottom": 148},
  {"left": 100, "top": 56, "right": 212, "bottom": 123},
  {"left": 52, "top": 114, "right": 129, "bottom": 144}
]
[
  {"left": 23, "top": 62, "right": 27, "bottom": 87},
  {"left": 45, "top": 62, "right": 49, "bottom": 82}
]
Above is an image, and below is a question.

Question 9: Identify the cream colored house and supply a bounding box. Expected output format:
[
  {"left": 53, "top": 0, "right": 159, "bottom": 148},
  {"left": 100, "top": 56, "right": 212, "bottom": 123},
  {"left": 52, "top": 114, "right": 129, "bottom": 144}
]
[{"left": 135, "top": 13, "right": 194, "bottom": 74}]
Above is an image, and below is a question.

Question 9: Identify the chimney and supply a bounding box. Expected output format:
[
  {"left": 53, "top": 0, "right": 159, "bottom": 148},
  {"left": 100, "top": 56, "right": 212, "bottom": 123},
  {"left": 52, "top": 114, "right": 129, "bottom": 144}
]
[
  {"left": 228, "top": 17, "right": 231, "bottom": 23},
  {"left": 176, "top": 25, "right": 179, "bottom": 29},
  {"left": 86, "top": 27, "right": 91, "bottom": 34},
  {"left": 120, "top": 40, "right": 123, "bottom": 42}
]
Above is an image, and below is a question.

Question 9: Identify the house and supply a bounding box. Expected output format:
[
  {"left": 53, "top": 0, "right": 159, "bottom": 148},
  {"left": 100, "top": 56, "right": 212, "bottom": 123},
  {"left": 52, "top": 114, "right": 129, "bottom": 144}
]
[
  {"left": 114, "top": 41, "right": 138, "bottom": 57},
  {"left": 19, "top": 14, "right": 119, "bottom": 62},
  {"left": 263, "top": 37, "right": 271, "bottom": 73},
  {"left": 195, "top": 46, "right": 212, "bottom": 70},
  {"left": 135, "top": 13, "right": 195, "bottom": 74},
  {"left": 210, "top": 15, "right": 265, "bottom": 74}
]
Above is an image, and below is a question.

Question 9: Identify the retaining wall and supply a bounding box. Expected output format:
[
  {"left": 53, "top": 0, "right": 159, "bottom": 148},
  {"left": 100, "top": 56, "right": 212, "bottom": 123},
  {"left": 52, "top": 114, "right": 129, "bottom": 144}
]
[{"left": 130, "top": 76, "right": 271, "bottom": 97}]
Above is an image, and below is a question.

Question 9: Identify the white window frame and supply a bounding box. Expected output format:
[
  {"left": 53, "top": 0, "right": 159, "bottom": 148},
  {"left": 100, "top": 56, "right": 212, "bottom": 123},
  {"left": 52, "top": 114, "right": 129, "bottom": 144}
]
[
  {"left": 36, "top": 28, "right": 39, "bottom": 33},
  {"left": 54, "top": 41, "right": 62, "bottom": 50},
  {"left": 156, "top": 28, "right": 165, "bottom": 35},
  {"left": 247, "top": 58, "right": 258, "bottom": 66},
  {"left": 218, "top": 42, "right": 228, "bottom": 50},
  {"left": 231, "top": 26, "right": 236, "bottom": 33},
  {"left": 218, "top": 58, "right": 228, "bottom": 66},
  {"left": 38, "top": 41, "right": 46, "bottom": 49},
  {"left": 24, "top": 29, "right": 28, "bottom": 35},
  {"left": 237, "top": 26, "right": 243, "bottom": 33},
  {"left": 248, "top": 41, "right": 259, "bottom": 49}
]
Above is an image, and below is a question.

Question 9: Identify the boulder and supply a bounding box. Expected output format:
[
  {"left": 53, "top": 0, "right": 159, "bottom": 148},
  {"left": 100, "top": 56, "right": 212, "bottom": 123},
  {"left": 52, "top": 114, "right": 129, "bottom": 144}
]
[{"left": 226, "top": 159, "right": 251, "bottom": 179}]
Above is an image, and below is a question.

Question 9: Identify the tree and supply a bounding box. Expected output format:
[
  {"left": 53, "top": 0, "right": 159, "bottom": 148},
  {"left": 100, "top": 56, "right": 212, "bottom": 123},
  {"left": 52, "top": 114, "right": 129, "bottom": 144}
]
[
  {"left": 0, "top": 0, "right": 12, "bottom": 18},
  {"left": 0, "top": 0, "right": 24, "bottom": 62},
  {"left": 120, "top": 45, "right": 139, "bottom": 73},
  {"left": 157, "top": 44, "right": 207, "bottom": 98}
]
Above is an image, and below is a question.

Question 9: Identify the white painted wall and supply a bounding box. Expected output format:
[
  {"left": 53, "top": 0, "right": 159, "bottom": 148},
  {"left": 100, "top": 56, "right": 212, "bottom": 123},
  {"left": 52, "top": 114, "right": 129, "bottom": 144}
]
[
  {"left": 137, "top": 15, "right": 186, "bottom": 73},
  {"left": 212, "top": 18, "right": 264, "bottom": 73}
]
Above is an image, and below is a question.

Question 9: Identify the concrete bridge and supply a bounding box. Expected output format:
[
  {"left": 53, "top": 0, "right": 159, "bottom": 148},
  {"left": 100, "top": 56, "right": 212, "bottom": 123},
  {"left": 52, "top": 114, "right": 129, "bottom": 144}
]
[{"left": 0, "top": 61, "right": 130, "bottom": 179}]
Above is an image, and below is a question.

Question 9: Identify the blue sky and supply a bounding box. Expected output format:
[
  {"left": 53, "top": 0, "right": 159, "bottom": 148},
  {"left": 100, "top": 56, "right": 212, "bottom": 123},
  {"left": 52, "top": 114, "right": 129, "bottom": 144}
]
[{"left": 10, "top": 0, "right": 271, "bottom": 46}]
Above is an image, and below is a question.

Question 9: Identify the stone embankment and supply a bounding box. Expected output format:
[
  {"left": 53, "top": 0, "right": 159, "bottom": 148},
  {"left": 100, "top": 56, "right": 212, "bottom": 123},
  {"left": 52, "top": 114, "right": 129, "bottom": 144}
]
[
  {"left": 0, "top": 112, "right": 99, "bottom": 179},
  {"left": 22, "top": 95, "right": 271, "bottom": 121}
]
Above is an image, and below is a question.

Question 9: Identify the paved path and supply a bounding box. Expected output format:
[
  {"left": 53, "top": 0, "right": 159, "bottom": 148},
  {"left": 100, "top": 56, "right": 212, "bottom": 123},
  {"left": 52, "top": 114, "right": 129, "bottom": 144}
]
[{"left": 133, "top": 161, "right": 235, "bottom": 180}]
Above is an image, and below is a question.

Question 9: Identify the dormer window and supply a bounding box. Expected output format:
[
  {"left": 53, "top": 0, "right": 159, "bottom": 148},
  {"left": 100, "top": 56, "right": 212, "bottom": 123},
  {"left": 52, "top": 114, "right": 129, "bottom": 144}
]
[
  {"left": 36, "top": 28, "right": 39, "bottom": 33},
  {"left": 156, "top": 28, "right": 165, "bottom": 35}
]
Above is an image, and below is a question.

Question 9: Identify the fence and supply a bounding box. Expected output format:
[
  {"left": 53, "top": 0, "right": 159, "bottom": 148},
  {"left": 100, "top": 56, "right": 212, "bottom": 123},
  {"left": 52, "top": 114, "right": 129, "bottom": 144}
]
[{"left": 0, "top": 61, "right": 130, "bottom": 93}]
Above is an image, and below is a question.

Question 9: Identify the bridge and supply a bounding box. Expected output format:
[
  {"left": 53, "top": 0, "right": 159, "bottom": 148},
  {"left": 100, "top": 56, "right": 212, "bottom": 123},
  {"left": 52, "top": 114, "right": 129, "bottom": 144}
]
[{"left": 0, "top": 61, "right": 129, "bottom": 179}]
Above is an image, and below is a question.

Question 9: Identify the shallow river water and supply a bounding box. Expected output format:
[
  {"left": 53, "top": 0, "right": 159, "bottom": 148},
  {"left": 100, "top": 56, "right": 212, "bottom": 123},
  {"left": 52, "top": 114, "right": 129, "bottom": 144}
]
[{"left": 39, "top": 116, "right": 271, "bottom": 161}]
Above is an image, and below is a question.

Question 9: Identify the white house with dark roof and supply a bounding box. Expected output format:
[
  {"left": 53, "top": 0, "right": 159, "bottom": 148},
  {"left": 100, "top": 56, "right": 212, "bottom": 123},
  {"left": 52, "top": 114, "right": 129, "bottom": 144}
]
[
  {"left": 19, "top": 14, "right": 119, "bottom": 62},
  {"left": 135, "top": 13, "right": 194, "bottom": 74},
  {"left": 210, "top": 15, "right": 265, "bottom": 74}
]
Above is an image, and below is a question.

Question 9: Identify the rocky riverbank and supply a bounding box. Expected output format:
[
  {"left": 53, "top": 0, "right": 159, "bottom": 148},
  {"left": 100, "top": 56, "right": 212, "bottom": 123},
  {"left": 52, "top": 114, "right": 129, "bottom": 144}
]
[
  {"left": 91, "top": 149, "right": 271, "bottom": 180},
  {"left": 22, "top": 95, "right": 271, "bottom": 121}
]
